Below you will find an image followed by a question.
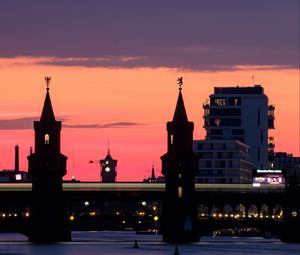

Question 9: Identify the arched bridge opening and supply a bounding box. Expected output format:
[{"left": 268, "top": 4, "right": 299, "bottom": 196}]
[{"left": 197, "top": 203, "right": 284, "bottom": 238}]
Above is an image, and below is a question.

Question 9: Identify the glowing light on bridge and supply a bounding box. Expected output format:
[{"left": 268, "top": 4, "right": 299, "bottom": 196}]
[
  {"left": 89, "top": 211, "right": 96, "bottom": 216},
  {"left": 291, "top": 211, "right": 297, "bottom": 217}
]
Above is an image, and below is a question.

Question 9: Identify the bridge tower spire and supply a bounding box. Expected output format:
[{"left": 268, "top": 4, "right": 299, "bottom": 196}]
[
  {"left": 161, "top": 77, "right": 199, "bottom": 243},
  {"left": 27, "top": 77, "right": 70, "bottom": 242}
]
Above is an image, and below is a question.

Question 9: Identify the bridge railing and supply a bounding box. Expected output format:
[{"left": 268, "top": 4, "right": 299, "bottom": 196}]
[{"left": 0, "top": 182, "right": 285, "bottom": 193}]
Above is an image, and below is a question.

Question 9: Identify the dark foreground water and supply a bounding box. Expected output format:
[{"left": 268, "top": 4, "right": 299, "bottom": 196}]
[{"left": 0, "top": 231, "right": 300, "bottom": 255}]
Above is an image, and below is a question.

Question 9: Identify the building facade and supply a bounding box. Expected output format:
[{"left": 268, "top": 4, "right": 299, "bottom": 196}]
[
  {"left": 0, "top": 145, "right": 30, "bottom": 182},
  {"left": 194, "top": 139, "right": 253, "bottom": 183},
  {"left": 203, "top": 85, "right": 274, "bottom": 169},
  {"left": 274, "top": 152, "right": 300, "bottom": 178}
]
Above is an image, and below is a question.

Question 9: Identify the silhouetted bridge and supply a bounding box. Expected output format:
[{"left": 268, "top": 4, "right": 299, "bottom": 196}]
[
  {"left": 0, "top": 182, "right": 292, "bottom": 239},
  {"left": 0, "top": 182, "right": 285, "bottom": 206}
]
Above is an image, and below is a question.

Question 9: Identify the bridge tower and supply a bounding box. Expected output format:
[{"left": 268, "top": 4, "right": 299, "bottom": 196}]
[
  {"left": 161, "top": 77, "right": 199, "bottom": 243},
  {"left": 27, "top": 77, "right": 71, "bottom": 242},
  {"left": 281, "top": 174, "right": 300, "bottom": 242}
]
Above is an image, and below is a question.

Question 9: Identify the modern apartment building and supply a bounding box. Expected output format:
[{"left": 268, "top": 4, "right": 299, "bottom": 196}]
[
  {"left": 194, "top": 139, "right": 254, "bottom": 183},
  {"left": 202, "top": 85, "right": 275, "bottom": 169}
]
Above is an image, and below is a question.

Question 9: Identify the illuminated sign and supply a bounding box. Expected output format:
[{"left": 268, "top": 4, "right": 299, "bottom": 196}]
[
  {"left": 256, "top": 169, "right": 282, "bottom": 174},
  {"left": 254, "top": 177, "right": 265, "bottom": 182},
  {"left": 253, "top": 176, "right": 284, "bottom": 185},
  {"left": 15, "top": 174, "right": 22, "bottom": 181}
]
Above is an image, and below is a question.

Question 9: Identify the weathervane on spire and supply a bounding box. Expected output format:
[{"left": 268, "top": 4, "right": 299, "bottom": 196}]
[
  {"left": 45, "top": 76, "right": 51, "bottom": 91},
  {"left": 177, "top": 77, "right": 183, "bottom": 91}
]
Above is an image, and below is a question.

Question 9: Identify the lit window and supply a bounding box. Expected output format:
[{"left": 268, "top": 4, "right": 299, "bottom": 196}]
[
  {"left": 178, "top": 186, "right": 183, "bottom": 198},
  {"left": 170, "top": 134, "right": 174, "bottom": 145},
  {"left": 215, "top": 98, "right": 226, "bottom": 106},
  {"left": 215, "top": 119, "right": 221, "bottom": 126},
  {"left": 44, "top": 134, "right": 50, "bottom": 144},
  {"left": 15, "top": 174, "right": 22, "bottom": 181},
  {"left": 204, "top": 108, "right": 210, "bottom": 116}
]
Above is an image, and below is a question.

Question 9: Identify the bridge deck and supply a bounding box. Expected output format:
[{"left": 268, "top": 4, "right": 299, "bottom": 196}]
[{"left": 0, "top": 182, "right": 285, "bottom": 193}]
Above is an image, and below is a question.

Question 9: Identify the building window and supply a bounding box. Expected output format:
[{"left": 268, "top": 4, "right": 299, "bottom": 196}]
[
  {"left": 209, "top": 129, "right": 223, "bottom": 135},
  {"left": 210, "top": 108, "right": 241, "bottom": 116},
  {"left": 223, "top": 143, "right": 226, "bottom": 150},
  {"left": 257, "top": 109, "right": 260, "bottom": 126},
  {"left": 44, "top": 134, "right": 50, "bottom": 144},
  {"left": 204, "top": 118, "right": 210, "bottom": 126},
  {"left": 232, "top": 129, "right": 244, "bottom": 135},
  {"left": 210, "top": 118, "right": 241, "bottom": 126},
  {"left": 215, "top": 119, "right": 221, "bottom": 126},
  {"left": 204, "top": 107, "right": 210, "bottom": 116},
  {"left": 178, "top": 186, "right": 183, "bottom": 198},
  {"left": 217, "top": 169, "right": 223, "bottom": 176},
  {"left": 197, "top": 143, "right": 203, "bottom": 150},
  {"left": 213, "top": 98, "right": 226, "bottom": 106},
  {"left": 170, "top": 134, "right": 174, "bottom": 145},
  {"left": 228, "top": 97, "right": 241, "bottom": 106},
  {"left": 205, "top": 161, "right": 212, "bottom": 168}
]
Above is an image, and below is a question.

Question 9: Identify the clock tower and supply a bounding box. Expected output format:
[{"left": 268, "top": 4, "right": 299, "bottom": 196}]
[{"left": 100, "top": 146, "right": 117, "bottom": 183}]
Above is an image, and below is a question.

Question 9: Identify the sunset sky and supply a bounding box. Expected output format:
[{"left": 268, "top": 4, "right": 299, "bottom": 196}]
[{"left": 0, "top": 1, "right": 299, "bottom": 181}]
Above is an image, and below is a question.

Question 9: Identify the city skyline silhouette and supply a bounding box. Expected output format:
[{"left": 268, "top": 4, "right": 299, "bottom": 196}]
[{"left": 0, "top": 1, "right": 298, "bottom": 182}]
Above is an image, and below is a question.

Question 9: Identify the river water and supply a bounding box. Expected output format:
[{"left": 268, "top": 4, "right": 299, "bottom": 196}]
[{"left": 0, "top": 231, "right": 300, "bottom": 255}]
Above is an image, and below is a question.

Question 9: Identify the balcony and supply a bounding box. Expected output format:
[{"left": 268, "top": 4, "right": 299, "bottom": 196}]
[{"left": 268, "top": 105, "right": 275, "bottom": 129}]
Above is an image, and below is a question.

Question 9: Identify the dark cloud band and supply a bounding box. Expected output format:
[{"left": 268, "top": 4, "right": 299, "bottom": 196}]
[{"left": 0, "top": 117, "right": 144, "bottom": 130}]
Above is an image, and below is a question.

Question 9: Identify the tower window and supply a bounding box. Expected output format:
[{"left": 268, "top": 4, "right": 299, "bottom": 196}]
[
  {"left": 44, "top": 134, "right": 50, "bottom": 144},
  {"left": 178, "top": 186, "right": 183, "bottom": 198},
  {"left": 170, "top": 134, "right": 174, "bottom": 145}
]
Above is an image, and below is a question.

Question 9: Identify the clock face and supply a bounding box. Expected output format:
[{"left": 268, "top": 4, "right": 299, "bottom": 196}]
[{"left": 105, "top": 166, "right": 110, "bottom": 172}]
